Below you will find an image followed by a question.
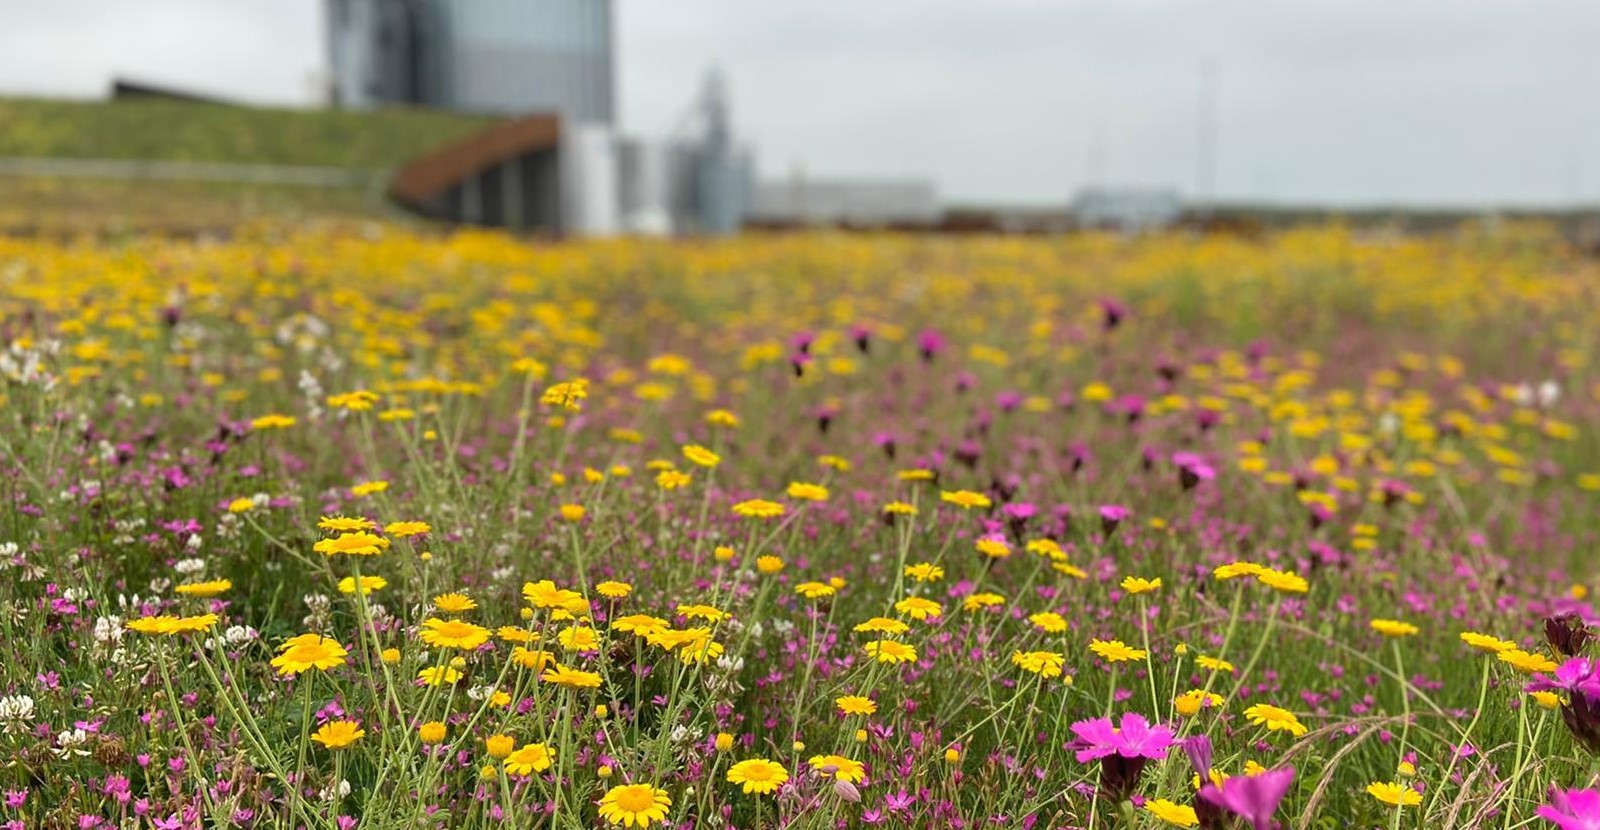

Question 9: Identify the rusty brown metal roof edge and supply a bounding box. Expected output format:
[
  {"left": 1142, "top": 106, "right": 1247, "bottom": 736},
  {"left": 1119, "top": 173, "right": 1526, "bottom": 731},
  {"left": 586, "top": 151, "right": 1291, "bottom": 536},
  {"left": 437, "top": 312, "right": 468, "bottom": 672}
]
[{"left": 388, "top": 113, "right": 562, "bottom": 208}]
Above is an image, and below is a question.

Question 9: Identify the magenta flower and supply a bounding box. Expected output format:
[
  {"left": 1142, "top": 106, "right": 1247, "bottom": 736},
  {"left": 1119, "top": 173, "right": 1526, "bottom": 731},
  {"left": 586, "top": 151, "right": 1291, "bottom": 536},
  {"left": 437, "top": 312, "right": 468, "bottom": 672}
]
[
  {"left": 1070, "top": 713, "right": 1175, "bottom": 801},
  {"left": 1198, "top": 767, "right": 1296, "bottom": 830},
  {"left": 1181, "top": 735, "right": 1214, "bottom": 776},
  {"left": 1070, "top": 713, "right": 1174, "bottom": 761},
  {"left": 1539, "top": 788, "right": 1600, "bottom": 830},
  {"left": 1530, "top": 657, "right": 1600, "bottom": 752},
  {"left": 1099, "top": 298, "right": 1128, "bottom": 330},
  {"left": 1097, "top": 504, "right": 1131, "bottom": 522},
  {"left": 1099, "top": 504, "right": 1131, "bottom": 536},
  {"left": 1378, "top": 478, "right": 1411, "bottom": 507},
  {"left": 1109, "top": 394, "right": 1146, "bottom": 423},
  {"left": 1001, "top": 503, "right": 1036, "bottom": 522},
  {"left": 1171, "top": 451, "right": 1216, "bottom": 490},
  {"left": 1528, "top": 657, "right": 1600, "bottom": 699},
  {"left": 850, "top": 324, "right": 872, "bottom": 352}
]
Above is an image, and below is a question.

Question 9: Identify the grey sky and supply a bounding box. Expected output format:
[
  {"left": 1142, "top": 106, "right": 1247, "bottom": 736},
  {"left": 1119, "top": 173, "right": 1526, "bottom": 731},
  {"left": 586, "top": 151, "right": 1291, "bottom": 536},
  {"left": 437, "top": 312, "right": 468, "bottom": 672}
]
[{"left": 1, "top": 0, "right": 1597, "bottom": 207}]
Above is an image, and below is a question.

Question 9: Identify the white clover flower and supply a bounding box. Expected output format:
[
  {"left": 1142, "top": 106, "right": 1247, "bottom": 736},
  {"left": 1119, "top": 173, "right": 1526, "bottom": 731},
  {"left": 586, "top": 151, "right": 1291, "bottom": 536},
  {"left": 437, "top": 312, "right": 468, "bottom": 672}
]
[
  {"left": 318, "top": 779, "right": 352, "bottom": 801},
  {"left": 93, "top": 615, "right": 124, "bottom": 645},
  {"left": 0, "top": 694, "right": 34, "bottom": 732},
  {"left": 174, "top": 558, "right": 207, "bottom": 575},
  {"left": 55, "top": 727, "right": 90, "bottom": 756}
]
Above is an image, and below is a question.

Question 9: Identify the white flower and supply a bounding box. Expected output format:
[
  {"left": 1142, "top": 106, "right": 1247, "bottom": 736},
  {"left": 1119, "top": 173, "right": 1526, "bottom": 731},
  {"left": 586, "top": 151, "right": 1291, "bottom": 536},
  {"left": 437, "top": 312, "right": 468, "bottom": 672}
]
[
  {"left": 92, "top": 616, "right": 124, "bottom": 645},
  {"left": 467, "top": 685, "right": 501, "bottom": 702},
  {"left": 55, "top": 727, "right": 91, "bottom": 756},
  {"left": 0, "top": 694, "right": 34, "bottom": 732},
  {"left": 174, "top": 558, "right": 207, "bottom": 575},
  {"left": 204, "top": 625, "right": 259, "bottom": 650},
  {"left": 1538, "top": 379, "right": 1561, "bottom": 408},
  {"left": 318, "top": 779, "right": 352, "bottom": 801}
]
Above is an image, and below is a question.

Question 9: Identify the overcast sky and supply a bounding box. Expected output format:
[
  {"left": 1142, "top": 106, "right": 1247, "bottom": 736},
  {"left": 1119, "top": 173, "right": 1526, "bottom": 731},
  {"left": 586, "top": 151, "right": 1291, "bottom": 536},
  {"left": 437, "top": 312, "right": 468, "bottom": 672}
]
[{"left": 2, "top": 0, "right": 1597, "bottom": 207}]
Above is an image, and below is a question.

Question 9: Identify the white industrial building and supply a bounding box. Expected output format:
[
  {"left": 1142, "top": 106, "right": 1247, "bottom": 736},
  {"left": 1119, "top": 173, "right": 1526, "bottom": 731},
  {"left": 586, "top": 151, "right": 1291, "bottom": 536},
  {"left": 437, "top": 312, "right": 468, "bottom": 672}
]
[
  {"left": 750, "top": 177, "right": 941, "bottom": 227},
  {"left": 1070, "top": 187, "right": 1185, "bottom": 232}
]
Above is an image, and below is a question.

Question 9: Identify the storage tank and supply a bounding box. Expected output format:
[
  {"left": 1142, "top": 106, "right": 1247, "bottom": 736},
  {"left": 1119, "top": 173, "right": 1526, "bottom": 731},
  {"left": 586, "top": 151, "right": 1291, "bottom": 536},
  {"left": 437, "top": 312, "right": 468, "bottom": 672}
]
[
  {"left": 619, "top": 139, "right": 673, "bottom": 236},
  {"left": 560, "top": 121, "right": 619, "bottom": 236}
]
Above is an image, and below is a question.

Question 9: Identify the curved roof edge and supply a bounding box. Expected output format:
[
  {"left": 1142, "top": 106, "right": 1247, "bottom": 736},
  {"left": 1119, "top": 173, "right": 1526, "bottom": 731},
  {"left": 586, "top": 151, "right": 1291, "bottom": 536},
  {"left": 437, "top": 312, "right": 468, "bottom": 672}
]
[{"left": 388, "top": 113, "right": 562, "bottom": 208}]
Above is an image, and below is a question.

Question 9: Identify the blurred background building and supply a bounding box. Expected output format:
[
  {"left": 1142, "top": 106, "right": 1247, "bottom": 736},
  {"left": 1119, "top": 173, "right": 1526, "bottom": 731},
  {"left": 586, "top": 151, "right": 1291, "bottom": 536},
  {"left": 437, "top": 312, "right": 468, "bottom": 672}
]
[
  {"left": 327, "top": 0, "right": 615, "bottom": 122},
  {"left": 1069, "top": 187, "right": 1185, "bottom": 233},
  {"left": 750, "top": 175, "right": 939, "bottom": 228},
  {"left": 329, "top": 0, "right": 750, "bottom": 236}
]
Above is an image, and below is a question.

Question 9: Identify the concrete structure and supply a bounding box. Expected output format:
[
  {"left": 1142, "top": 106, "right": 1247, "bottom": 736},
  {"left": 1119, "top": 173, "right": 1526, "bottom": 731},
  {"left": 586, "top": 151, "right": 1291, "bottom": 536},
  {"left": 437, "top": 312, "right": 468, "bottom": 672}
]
[
  {"left": 1070, "top": 187, "right": 1184, "bottom": 232},
  {"left": 388, "top": 114, "right": 565, "bottom": 231},
  {"left": 751, "top": 177, "right": 940, "bottom": 227}
]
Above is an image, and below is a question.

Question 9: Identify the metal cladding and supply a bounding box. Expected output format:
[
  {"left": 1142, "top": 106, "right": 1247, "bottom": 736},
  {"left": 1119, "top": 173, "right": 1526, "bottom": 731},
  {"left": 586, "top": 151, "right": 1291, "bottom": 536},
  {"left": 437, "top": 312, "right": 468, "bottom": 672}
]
[{"left": 327, "top": 0, "right": 614, "bottom": 124}]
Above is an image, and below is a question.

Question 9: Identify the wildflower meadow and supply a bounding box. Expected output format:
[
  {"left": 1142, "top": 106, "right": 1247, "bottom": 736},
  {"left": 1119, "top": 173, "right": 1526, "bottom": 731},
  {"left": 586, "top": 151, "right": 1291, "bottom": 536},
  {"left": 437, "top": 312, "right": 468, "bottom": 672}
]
[{"left": 4, "top": 224, "right": 1600, "bottom": 830}]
